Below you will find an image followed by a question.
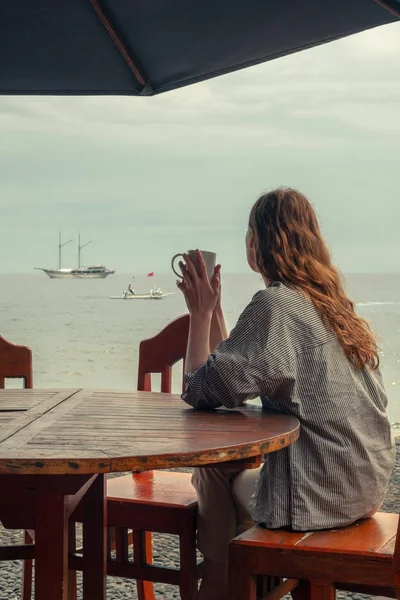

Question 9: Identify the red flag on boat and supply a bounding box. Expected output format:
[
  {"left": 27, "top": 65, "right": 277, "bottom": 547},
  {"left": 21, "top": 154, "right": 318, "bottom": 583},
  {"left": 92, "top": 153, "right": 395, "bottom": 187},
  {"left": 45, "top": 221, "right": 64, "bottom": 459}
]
[{"left": 147, "top": 272, "right": 154, "bottom": 277}]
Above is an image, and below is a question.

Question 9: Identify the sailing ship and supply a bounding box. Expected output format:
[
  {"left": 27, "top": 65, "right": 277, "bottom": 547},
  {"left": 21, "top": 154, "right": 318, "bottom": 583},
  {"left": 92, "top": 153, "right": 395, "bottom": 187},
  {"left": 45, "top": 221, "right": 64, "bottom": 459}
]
[{"left": 35, "top": 233, "right": 115, "bottom": 279}]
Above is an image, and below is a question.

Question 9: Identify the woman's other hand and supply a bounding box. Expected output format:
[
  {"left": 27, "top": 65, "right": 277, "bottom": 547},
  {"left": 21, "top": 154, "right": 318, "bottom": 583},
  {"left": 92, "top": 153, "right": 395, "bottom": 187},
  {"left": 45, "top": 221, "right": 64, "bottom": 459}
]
[{"left": 177, "top": 250, "right": 221, "bottom": 317}]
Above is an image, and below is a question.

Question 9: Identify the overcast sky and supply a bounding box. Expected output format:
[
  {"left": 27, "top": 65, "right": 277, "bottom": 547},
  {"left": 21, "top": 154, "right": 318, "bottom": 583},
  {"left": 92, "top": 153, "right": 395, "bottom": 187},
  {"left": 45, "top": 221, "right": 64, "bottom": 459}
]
[{"left": 0, "top": 21, "right": 399, "bottom": 274}]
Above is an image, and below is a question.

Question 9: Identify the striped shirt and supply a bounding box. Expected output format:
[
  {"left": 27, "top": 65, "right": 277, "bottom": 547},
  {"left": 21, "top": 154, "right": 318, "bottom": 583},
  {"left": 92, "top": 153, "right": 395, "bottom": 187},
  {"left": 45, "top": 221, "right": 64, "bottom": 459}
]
[{"left": 182, "top": 282, "right": 395, "bottom": 531}]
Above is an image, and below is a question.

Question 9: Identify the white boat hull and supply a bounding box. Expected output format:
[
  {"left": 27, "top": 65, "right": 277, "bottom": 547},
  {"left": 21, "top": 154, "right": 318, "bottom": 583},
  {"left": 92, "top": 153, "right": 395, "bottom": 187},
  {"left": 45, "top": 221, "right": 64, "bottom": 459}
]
[
  {"left": 70, "top": 272, "right": 114, "bottom": 279},
  {"left": 39, "top": 268, "right": 115, "bottom": 279},
  {"left": 110, "top": 293, "right": 165, "bottom": 300}
]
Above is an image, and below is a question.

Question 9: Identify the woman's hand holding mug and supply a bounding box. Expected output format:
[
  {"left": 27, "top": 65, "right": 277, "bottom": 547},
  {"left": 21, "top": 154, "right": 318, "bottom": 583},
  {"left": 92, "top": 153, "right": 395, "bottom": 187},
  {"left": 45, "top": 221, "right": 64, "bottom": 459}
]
[{"left": 175, "top": 249, "right": 221, "bottom": 317}]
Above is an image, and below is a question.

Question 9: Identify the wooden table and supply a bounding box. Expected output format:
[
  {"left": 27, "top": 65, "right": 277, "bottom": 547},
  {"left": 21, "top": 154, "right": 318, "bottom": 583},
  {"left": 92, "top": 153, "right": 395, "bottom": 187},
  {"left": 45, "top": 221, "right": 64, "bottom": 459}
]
[{"left": 0, "top": 388, "right": 300, "bottom": 599}]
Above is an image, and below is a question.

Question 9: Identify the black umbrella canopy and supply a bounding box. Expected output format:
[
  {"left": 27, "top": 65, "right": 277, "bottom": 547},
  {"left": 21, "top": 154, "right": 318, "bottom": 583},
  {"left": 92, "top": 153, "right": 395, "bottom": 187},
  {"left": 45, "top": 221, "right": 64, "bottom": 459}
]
[{"left": 0, "top": 0, "right": 398, "bottom": 96}]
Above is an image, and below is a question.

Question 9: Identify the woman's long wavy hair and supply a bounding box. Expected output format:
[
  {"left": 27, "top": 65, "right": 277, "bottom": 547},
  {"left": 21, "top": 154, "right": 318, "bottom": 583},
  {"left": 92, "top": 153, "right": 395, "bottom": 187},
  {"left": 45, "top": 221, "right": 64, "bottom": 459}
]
[{"left": 249, "top": 188, "right": 379, "bottom": 370}]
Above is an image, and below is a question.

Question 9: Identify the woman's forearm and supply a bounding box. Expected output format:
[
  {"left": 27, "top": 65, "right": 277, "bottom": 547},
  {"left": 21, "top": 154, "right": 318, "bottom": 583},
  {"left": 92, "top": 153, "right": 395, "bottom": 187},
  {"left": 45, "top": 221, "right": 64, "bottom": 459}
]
[
  {"left": 185, "top": 312, "right": 213, "bottom": 373},
  {"left": 210, "top": 305, "right": 229, "bottom": 352}
]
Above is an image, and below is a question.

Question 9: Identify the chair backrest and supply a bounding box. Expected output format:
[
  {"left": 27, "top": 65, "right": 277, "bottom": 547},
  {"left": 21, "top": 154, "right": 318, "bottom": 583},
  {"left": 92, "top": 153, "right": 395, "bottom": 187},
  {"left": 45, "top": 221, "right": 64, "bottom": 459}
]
[
  {"left": 0, "top": 335, "right": 33, "bottom": 389},
  {"left": 137, "top": 314, "right": 190, "bottom": 393}
]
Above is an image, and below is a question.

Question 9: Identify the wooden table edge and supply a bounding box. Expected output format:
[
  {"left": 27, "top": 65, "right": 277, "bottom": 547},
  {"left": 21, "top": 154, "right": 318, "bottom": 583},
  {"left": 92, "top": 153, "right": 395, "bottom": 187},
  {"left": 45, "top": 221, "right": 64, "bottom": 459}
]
[{"left": 0, "top": 424, "right": 299, "bottom": 475}]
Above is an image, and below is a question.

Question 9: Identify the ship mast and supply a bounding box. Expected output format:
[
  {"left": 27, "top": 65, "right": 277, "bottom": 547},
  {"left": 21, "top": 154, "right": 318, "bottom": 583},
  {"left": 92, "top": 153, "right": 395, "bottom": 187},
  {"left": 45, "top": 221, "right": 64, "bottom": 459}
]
[
  {"left": 58, "top": 232, "right": 72, "bottom": 269},
  {"left": 78, "top": 233, "right": 92, "bottom": 268}
]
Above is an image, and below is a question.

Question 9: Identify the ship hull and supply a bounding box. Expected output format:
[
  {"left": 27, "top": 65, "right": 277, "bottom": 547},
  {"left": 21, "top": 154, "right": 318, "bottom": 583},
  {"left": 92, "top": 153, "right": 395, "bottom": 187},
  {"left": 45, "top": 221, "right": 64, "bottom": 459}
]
[
  {"left": 40, "top": 269, "right": 114, "bottom": 279},
  {"left": 71, "top": 272, "right": 113, "bottom": 279}
]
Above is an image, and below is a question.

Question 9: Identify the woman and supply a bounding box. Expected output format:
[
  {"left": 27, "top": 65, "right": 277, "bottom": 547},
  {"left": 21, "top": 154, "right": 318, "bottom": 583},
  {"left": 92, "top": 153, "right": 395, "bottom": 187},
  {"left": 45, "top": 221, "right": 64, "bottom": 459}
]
[{"left": 177, "top": 188, "right": 395, "bottom": 600}]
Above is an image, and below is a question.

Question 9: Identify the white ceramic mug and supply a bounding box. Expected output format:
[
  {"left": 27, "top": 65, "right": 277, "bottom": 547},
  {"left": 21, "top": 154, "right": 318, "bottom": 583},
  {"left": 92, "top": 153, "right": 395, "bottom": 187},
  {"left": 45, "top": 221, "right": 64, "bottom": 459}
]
[{"left": 171, "top": 250, "right": 217, "bottom": 281}]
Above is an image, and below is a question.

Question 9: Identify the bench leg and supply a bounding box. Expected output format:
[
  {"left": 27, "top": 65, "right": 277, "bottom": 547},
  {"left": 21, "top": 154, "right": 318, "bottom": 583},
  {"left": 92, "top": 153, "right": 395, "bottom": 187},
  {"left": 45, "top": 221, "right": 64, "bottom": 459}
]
[
  {"left": 133, "top": 530, "right": 156, "bottom": 600},
  {"left": 179, "top": 512, "right": 198, "bottom": 600},
  {"left": 228, "top": 546, "right": 256, "bottom": 600},
  {"left": 310, "top": 583, "right": 335, "bottom": 600}
]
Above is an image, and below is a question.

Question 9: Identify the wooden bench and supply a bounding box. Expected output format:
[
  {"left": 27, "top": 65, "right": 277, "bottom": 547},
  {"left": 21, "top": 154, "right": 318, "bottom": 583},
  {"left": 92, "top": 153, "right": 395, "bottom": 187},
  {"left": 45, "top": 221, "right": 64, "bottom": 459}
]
[{"left": 228, "top": 512, "right": 400, "bottom": 600}]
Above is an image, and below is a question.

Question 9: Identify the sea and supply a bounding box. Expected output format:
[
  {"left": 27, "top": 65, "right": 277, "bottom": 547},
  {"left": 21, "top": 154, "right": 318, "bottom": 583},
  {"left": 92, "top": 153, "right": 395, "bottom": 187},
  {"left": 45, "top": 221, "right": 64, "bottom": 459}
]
[{"left": 1, "top": 272, "right": 400, "bottom": 422}]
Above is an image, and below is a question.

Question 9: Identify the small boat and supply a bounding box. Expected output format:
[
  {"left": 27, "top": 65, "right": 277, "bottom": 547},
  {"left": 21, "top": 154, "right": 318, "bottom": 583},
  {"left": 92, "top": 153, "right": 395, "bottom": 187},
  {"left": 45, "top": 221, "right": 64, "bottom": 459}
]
[{"left": 110, "top": 289, "right": 174, "bottom": 300}]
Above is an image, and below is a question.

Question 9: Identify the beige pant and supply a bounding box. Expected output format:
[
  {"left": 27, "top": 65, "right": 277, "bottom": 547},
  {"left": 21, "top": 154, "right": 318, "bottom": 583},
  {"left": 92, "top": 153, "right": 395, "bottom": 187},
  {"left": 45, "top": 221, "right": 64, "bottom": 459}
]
[{"left": 191, "top": 465, "right": 261, "bottom": 563}]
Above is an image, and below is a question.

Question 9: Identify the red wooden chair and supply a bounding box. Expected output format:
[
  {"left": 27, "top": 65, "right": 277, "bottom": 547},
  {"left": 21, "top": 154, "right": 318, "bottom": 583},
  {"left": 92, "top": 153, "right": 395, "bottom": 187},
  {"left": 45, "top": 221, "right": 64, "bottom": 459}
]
[
  {"left": 0, "top": 335, "right": 34, "bottom": 600},
  {"left": 228, "top": 512, "right": 400, "bottom": 600},
  {"left": 137, "top": 313, "right": 190, "bottom": 394},
  {"left": 0, "top": 335, "right": 32, "bottom": 389}
]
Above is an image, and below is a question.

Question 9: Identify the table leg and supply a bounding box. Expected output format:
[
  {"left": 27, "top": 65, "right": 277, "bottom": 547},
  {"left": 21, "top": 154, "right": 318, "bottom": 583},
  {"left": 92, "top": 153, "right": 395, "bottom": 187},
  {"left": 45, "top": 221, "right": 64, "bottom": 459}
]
[
  {"left": 35, "top": 492, "right": 69, "bottom": 600},
  {"left": 0, "top": 474, "right": 100, "bottom": 600},
  {"left": 83, "top": 473, "right": 106, "bottom": 599}
]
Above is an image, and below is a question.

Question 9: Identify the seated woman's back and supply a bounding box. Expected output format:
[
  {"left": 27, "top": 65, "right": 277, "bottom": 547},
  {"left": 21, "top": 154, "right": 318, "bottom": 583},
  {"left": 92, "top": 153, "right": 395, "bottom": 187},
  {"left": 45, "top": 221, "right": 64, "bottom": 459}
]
[{"left": 251, "top": 283, "right": 393, "bottom": 530}]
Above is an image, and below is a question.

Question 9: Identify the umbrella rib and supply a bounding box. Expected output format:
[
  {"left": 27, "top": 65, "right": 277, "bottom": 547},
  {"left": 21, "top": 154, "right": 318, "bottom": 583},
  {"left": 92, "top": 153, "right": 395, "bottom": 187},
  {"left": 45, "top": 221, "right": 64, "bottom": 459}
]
[
  {"left": 89, "top": 0, "right": 152, "bottom": 94},
  {"left": 373, "top": 0, "right": 400, "bottom": 17}
]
